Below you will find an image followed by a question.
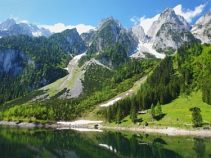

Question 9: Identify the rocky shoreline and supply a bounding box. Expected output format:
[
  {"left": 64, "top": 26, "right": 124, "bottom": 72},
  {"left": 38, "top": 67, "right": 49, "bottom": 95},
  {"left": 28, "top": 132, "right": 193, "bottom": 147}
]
[
  {"left": 0, "top": 121, "right": 58, "bottom": 128},
  {"left": 1, "top": 120, "right": 211, "bottom": 137},
  {"left": 102, "top": 126, "right": 211, "bottom": 137},
  {"left": 0, "top": 120, "right": 102, "bottom": 129}
]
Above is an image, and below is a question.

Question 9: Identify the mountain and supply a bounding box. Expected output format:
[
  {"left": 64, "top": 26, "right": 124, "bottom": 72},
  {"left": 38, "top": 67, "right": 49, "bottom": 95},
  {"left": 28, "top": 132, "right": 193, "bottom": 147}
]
[
  {"left": 49, "top": 28, "right": 86, "bottom": 55},
  {"left": 147, "top": 8, "right": 196, "bottom": 52},
  {"left": 0, "top": 18, "right": 51, "bottom": 37},
  {"left": 0, "top": 49, "right": 27, "bottom": 76},
  {"left": 131, "top": 8, "right": 197, "bottom": 59},
  {"left": 0, "top": 9, "right": 211, "bottom": 124},
  {"left": 0, "top": 35, "right": 69, "bottom": 104},
  {"left": 105, "top": 43, "right": 211, "bottom": 126},
  {"left": 88, "top": 17, "right": 138, "bottom": 56},
  {"left": 81, "top": 30, "right": 96, "bottom": 46},
  {"left": 131, "top": 24, "right": 145, "bottom": 42},
  {"left": 192, "top": 12, "right": 211, "bottom": 44},
  {"left": 147, "top": 8, "right": 190, "bottom": 38}
]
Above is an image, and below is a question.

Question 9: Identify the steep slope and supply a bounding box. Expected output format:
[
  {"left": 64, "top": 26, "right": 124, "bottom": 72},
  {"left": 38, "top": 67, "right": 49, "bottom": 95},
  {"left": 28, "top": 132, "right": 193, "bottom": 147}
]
[
  {"left": 40, "top": 53, "right": 87, "bottom": 99},
  {"left": 148, "top": 8, "right": 196, "bottom": 52},
  {"left": 131, "top": 8, "right": 195, "bottom": 58},
  {"left": 0, "top": 35, "right": 69, "bottom": 104},
  {"left": 88, "top": 17, "right": 138, "bottom": 56},
  {"left": 131, "top": 24, "right": 145, "bottom": 42},
  {"left": 147, "top": 8, "right": 190, "bottom": 39},
  {"left": 192, "top": 12, "right": 211, "bottom": 43},
  {"left": 103, "top": 43, "right": 211, "bottom": 125},
  {"left": 81, "top": 30, "right": 96, "bottom": 46},
  {"left": 0, "top": 56, "right": 156, "bottom": 122},
  {"left": 0, "top": 49, "right": 27, "bottom": 76},
  {"left": 0, "top": 18, "right": 51, "bottom": 37},
  {"left": 49, "top": 29, "right": 86, "bottom": 55}
]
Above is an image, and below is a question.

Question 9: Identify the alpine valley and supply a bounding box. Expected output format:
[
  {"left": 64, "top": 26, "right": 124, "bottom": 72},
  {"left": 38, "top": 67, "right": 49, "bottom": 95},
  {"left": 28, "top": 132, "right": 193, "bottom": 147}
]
[{"left": 0, "top": 7, "right": 211, "bottom": 131}]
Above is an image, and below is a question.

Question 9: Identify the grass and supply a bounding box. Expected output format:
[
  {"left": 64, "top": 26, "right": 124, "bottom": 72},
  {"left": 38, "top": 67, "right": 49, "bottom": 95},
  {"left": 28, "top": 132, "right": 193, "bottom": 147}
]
[
  {"left": 118, "top": 91, "right": 211, "bottom": 128},
  {"left": 41, "top": 65, "right": 82, "bottom": 97}
]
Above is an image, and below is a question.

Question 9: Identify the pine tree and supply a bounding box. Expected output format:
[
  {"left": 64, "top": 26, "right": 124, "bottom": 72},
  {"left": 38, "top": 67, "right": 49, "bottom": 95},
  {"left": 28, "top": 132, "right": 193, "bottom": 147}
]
[
  {"left": 156, "top": 102, "right": 162, "bottom": 116},
  {"left": 107, "top": 107, "right": 112, "bottom": 123},
  {"left": 190, "top": 107, "right": 203, "bottom": 127},
  {"left": 151, "top": 103, "right": 155, "bottom": 119},
  {"left": 130, "top": 97, "right": 137, "bottom": 123},
  {"left": 116, "top": 105, "right": 121, "bottom": 124}
]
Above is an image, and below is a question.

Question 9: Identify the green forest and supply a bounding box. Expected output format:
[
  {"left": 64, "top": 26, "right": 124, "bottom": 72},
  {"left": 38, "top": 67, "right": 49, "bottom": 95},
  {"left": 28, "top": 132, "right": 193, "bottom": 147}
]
[{"left": 104, "top": 43, "right": 211, "bottom": 127}]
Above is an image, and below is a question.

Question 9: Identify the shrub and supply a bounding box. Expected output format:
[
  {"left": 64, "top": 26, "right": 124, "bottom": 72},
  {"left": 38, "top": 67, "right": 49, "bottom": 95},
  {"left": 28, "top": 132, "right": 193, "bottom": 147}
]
[{"left": 190, "top": 107, "right": 203, "bottom": 127}]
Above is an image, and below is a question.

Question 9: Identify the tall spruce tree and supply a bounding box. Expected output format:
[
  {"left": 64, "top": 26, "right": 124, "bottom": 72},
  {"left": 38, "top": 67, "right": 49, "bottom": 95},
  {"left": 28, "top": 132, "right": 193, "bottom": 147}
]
[
  {"left": 116, "top": 105, "right": 121, "bottom": 124},
  {"left": 156, "top": 102, "right": 162, "bottom": 116},
  {"left": 151, "top": 103, "right": 155, "bottom": 119},
  {"left": 130, "top": 97, "right": 137, "bottom": 123},
  {"left": 190, "top": 107, "right": 203, "bottom": 127}
]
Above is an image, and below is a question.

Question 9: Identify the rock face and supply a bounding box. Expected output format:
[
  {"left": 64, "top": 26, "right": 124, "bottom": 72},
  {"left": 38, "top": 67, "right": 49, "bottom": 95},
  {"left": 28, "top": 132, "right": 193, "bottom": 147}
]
[
  {"left": 50, "top": 28, "right": 87, "bottom": 55},
  {"left": 147, "top": 9, "right": 190, "bottom": 39},
  {"left": 131, "top": 24, "right": 145, "bottom": 42},
  {"left": 0, "top": 49, "right": 28, "bottom": 76},
  {"left": 147, "top": 8, "right": 195, "bottom": 52},
  {"left": 81, "top": 30, "right": 96, "bottom": 46},
  {"left": 88, "top": 17, "right": 138, "bottom": 56},
  {"left": 192, "top": 13, "right": 211, "bottom": 43},
  {"left": 0, "top": 18, "right": 51, "bottom": 37}
]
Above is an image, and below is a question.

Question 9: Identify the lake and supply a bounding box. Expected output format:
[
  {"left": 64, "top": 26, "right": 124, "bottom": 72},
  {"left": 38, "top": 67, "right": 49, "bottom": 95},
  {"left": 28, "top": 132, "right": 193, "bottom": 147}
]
[{"left": 0, "top": 126, "right": 211, "bottom": 158}]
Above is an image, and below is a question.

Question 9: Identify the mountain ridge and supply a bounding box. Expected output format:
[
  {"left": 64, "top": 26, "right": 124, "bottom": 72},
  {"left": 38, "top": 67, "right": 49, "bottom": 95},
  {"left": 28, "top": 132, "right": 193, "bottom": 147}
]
[{"left": 0, "top": 7, "right": 211, "bottom": 124}]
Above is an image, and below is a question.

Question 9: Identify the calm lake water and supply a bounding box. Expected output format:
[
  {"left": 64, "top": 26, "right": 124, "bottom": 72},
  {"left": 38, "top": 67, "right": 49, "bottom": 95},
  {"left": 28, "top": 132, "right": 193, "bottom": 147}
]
[{"left": 0, "top": 126, "right": 211, "bottom": 158}]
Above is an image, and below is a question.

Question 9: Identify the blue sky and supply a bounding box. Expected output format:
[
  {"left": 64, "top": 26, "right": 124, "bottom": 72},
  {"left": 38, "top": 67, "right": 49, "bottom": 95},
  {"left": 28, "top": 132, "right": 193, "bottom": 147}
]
[{"left": 0, "top": 0, "right": 210, "bottom": 33}]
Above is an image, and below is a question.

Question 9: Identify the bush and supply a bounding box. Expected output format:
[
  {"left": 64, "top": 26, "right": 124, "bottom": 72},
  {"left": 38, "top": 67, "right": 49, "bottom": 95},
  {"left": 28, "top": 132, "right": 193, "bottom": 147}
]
[{"left": 190, "top": 107, "right": 203, "bottom": 127}]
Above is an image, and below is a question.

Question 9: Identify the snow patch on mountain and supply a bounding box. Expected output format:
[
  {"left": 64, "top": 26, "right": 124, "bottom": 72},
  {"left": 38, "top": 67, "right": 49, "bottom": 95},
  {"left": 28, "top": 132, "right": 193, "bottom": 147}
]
[{"left": 131, "top": 41, "right": 165, "bottom": 59}]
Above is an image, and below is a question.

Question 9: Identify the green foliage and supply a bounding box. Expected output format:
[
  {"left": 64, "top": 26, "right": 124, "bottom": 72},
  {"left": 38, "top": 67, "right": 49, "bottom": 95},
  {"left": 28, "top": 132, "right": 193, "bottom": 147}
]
[
  {"left": 82, "top": 64, "right": 113, "bottom": 94},
  {"left": 116, "top": 105, "right": 122, "bottom": 124},
  {"left": 189, "top": 107, "right": 203, "bottom": 127},
  {"left": 0, "top": 35, "right": 69, "bottom": 104},
  {"left": 151, "top": 104, "right": 155, "bottom": 119},
  {"left": 105, "top": 97, "right": 131, "bottom": 123},
  {"left": 96, "top": 44, "right": 128, "bottom": 67},
  {"left": 106, "top": 107, "right": 112, "bottom": 123},
  {"left": 156, "top": 102, "right": 162, "bottom": 116},
  {"left": 130, "top": 97, "right": 137, "bottom": 123},
  {"left": 202, "top": 76, "right": 211, "bottom": 105},
  {"left": 49, "top": 29, "right": 86, "bottom": 54},
  {"left": 112, "top": 59, "right": 157, "bottom": 83},
  {"left": 106, "top": 43, "right": 211, "bottom": 125},
  {"left": 1, "top": 103, "right": 54, "bottom": 122},
  {"left": 1, "top": 58, "right": 156, "bottom": 122}
]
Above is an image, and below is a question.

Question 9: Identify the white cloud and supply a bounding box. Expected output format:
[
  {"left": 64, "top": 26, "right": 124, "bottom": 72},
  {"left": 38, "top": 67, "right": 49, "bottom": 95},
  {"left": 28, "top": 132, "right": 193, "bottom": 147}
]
[
  {"left": 131, "top": 3, "right": 206, "bottom": 34},
  {"left": 173, "top": 4, "right": 206, "bottom": 22},
  {"left": 139, "top": 14, "right": 160, "bottom": 34},
  {"left": 19, "top": 20, "right": 29, "bottom": 24},
  {"left": 40, "top": 23, "right": 95, "bottom": 34}
]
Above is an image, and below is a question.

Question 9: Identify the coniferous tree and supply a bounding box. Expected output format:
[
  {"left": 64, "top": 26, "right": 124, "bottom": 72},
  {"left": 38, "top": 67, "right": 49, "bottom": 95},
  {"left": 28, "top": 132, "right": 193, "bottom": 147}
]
[
  {"left": 156, "top": 102, "right": 162, "bottom": 116},
  {"left": 107, "top": 107, "right": 112, "bottom": 123},
  {"left": 151, "top": 104, "right": 155, "bottom": 119},
  {"left": 130, "top": 97, "right": 137, "bottom": 123},
  {"left": 190, "top": 107, "right": 203, "bottom": 127},
  {"left": 116, "top": 105, "right": 121, "bottom": 124}
]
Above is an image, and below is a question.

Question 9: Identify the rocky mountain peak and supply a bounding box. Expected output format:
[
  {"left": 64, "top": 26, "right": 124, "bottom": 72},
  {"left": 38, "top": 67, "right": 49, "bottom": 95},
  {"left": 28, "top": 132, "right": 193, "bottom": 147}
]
[
  {"left": 160, "top": 8, "right": 175, "bottom": 18},
  {"left": 98, "top": 17, "right": 121, "bottom": 30},
  {"left": 191, "top": 12, "right": 211, "bottom": 43},
  {"left": 0, "top": 18, "right": 16, "bottom": 31},
  {"left": 147, "top": 8, "right": 190, "bottom": 39},
  {"left": 0, "top": 18, "right": 51, "bottom": 37},
  {"left": 49, "top": 28, "right": 86, "bottom": 55},
  {"left": 131, "top": 24, "right": 145, "bottom": 42}
]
